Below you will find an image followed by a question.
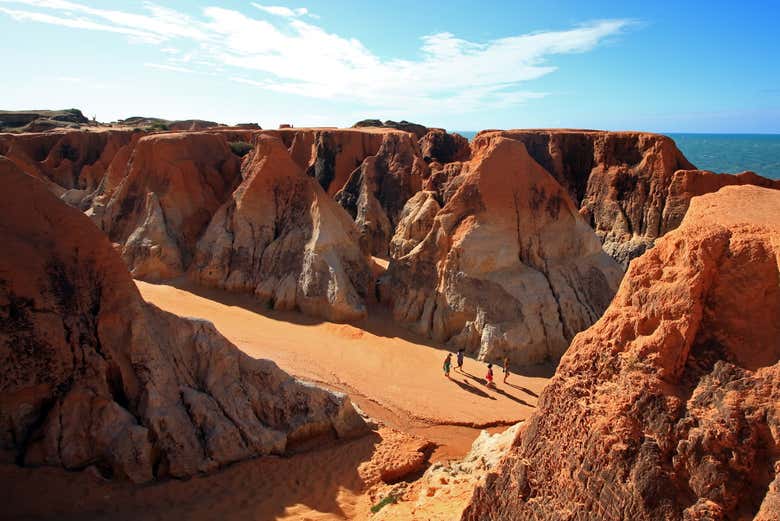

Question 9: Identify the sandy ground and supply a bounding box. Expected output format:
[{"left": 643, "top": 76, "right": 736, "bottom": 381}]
[{"left": 2, "top": 280, "right": 553, "bottom": 521}]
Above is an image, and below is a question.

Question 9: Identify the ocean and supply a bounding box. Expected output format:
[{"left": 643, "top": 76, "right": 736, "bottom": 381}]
[{"left": 454, "top": 131, "right": 780, "bottom": 180}]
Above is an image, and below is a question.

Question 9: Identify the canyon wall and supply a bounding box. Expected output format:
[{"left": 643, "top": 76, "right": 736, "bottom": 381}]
[
  {"left": 462, "top": 185, "right": 780, "bottom": 520},
  {"left": 381, "top": 136, "right": 623, "bottom": 366},
  {"left": 0, "top": 160, "right": 366, "bottom": 483},
  {"left": 477, "top": 130, "right": 780, "bottom": 265}
]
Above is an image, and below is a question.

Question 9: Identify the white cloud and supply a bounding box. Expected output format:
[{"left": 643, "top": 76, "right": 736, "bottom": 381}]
[
  {"left": 144, "top": 62, "right": 193, "bottom": 73},
  {"left": 0, "top": 0, "right": 633, "bottom": 115},
  {"left": 251, "top": 3, "right": 308, "bottom": 18}
]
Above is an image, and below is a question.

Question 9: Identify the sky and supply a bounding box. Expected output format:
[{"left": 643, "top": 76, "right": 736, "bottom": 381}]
[{"left": 1, "top": 0, "right": 779, "bottom": 133}]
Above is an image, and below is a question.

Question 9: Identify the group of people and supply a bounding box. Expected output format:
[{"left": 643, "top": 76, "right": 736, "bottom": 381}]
[{"left": 443, "top": 349, "right": 510, "bottom": 386}]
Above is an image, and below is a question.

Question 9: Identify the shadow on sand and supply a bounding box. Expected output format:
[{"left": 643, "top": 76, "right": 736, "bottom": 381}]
[
  {"left": 504, "top": 382, "right": 540, "bottom": 398},
  {"left": 163, "top": 278, "right": 447, "bottom": 350},
  {"left": 448, "top": 376, "right": 496, "bottom": 399},
  {"left": 457, "top": 369, "right": 536, "bottom": 408},
  {"left": 3, "top": 430, "right": 384, "bottom": 521}
]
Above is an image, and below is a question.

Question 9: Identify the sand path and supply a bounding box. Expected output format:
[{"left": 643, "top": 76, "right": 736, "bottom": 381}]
[{"left": 136, "top": 280, "right": 550, "bottom": 453}]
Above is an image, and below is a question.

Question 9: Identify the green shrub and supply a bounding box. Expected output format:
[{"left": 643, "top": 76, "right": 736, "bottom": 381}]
[
  {"left": 146, "top": 122, "right": 169, "bottom": 131},
  {"left": 229, "top": 141, "right": 253, "bottom": 157},
  {"left": 370, "top": 494, "right": 397, "bottom": 514}
]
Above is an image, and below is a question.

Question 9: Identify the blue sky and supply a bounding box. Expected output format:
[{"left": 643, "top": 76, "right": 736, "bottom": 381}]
[{"left": 1, "top": 0, "right": 778, "bottom": 132}]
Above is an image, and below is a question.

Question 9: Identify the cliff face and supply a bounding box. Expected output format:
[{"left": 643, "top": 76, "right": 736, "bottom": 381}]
[
  {"left": 190, "top": 135, "right": 373, "bottom": 322},
  {"left": 462, "top": 185, "right": 780, "bottom": 521},
  {"left": 382, "top": 136, "right": 622, "bottom": 365},
  {"left": 0, "top": 129, "right": 138, "bottom": 206},
  {"left": 98, "top": 132, "right": 243, "bottom": 280},
  {"left": 335, "top": 131, "right": 429, "bottom": 256},
  {"left": 478, "top": 130, "right": 780, "bottom": 266},
  {"left": 477, "top": 130, "right": 697, "bottom": 265},
  {"left": 0, "top": 160, "right": 366, "bottom": 483}
]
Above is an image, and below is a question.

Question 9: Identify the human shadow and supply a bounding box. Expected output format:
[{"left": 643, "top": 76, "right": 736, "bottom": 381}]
[
  {"left": 458, "top": 369, "right": 535, "bottom": 407},
  {"left": 458, "top": 369, "right": 487, "bottom": 386},
  {"left": 448, "top": 376, "right": 496, "bottom": 399},
  {"left": 504, "top": 382, "right": 539, "bottom": 398},
  {"left": 488, "top": 386, "right": 535, "bottom": 408}
]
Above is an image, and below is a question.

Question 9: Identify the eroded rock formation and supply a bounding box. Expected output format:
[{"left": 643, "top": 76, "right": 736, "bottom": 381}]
[
  {"left": 190, "top": 135, "right": 373, "bottom": 322},
  {"left": 0, "top": 161, "right": 367, "bottom": 483},
  {"left": 335, "top": 131, "right": 429, "bottom": 256},
  {"left": 463, "top": 185, "right": 780, "bottom": 521},
  {"left": 477, "top": 130, "right": 779, "bottom": 265},
  {"left": 0, "top": 129, "right": 138, "bottom": 206},
  {"left": 419, "top": 128, "right": 471, "bottom": 164},
  {"left": 98, "top": 132, "right": 242, "bottom": 280},
  {"left": 280, "top": 128, "right": 387, "bottom": 195},
  {"left": 382, "top": 136, "right": 622, "bottom": 365}
]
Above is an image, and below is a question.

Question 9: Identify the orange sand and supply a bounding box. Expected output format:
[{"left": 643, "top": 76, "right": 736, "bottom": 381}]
[{"left": 2, "top": 280, "right": 552, "bottom": 521}]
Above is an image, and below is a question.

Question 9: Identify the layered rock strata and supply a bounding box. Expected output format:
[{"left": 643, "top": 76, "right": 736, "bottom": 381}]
[
  {"left": 463, "top": 185, "right": 780, "bottom": 521},
  {"left": 0, "top": 160, "right": 367, "bottom": 483},
  {"left": 190, "top": 135, "right": 373, "bottom": 322},
  {"left": 382, "top": 136, "right": 622, "bottom": 365}
]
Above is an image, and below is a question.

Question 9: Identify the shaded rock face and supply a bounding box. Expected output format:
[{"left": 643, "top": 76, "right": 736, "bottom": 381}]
[
  {"left": 0, "top": 129, "right": 137, "bottom": 205},
  {"left": 190, "top": 135, "right": 373, "bottom": 322},
  {"left": 475, "top": 130, "right": 779, "bottom": 267},
  {"left": 0, "top": 162, "right": 367, "bottom": 483},
  {"left": 478, "top": 130, "right": 697, "bottom": 265},
  {"left": 335, "top": 132, "right": 429, "bottom": 256},
  {"left": 281, "top": 129, "right": 386, "bottom": 196},
  {"left": 98, "top": 132, "right": 242, "bottom": 280},
  {"left": 462, "top": 186, "right": 780, "bottom": 521},
  {"left": 382, "top": 137, "right": 622, "bottom": 365},
  {"left": 419, "top": 129, "right": 471, "bottom": 164}
]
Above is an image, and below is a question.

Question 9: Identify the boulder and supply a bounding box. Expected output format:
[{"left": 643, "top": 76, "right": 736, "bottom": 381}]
[
  {"left": 382, "top": 136, "right": 622, "bottom": 365},
  {"left": 0, "top": 159, "right": 367, "bottom": 482},
  {"left": 190, "top": 135, "right": 373, "bottom": 322},
  {"left": 462, "top": 185, "right": 780, "bottom": 521}
]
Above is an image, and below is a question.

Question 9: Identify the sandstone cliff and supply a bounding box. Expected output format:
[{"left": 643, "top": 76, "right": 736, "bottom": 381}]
[
  {"left": 335, "top": 131, "right": 429, "bottom": 256},
  {"left": 462, "top": 185, "right": 780, "bottom": 521},
  {"left": 382, "top": 136, "right": 622, "bottom": 365},
  {"left": 0, "top": 129, "right": 138, "bottom": 206},
  {"left": 0, "top": 160, "right": 366, "bottom": 483},
  {"left": 419, "top": 128, "right": 471, "bottom": 164},
  {"left": 477, "top": 130, "right": 779, "bottom": 266},
  {"left": 190, "top": 135, "right": 373, "bottom": 322},
  {"left": 98, "top": 132, "right": 242, "bottom": 280}
]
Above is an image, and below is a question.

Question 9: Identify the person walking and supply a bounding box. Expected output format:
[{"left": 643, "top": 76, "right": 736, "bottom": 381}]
[
  {"left": 456, "top": 349, "right": 465, "bottom": 372},
  {"left": 486, "top": 363, "right": 494, "bottom": 387},
  {"left": 503, "top": 356, "right": 510, "bottom": 383},
  {"left": 443, "top": 353, "right": 453, "bottom": 378}
]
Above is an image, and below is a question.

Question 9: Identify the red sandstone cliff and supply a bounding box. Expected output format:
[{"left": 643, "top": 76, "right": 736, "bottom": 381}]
[
  {"left": 190, "top": 135, "right": 373, "bottom": 321},
  {"left": 382, "top": 136, "right": 622, "bottom": 365},
  {"left": 477, "top": 130, "right": 779, "bottom": 266},
  {"left": 98, "top": 132, "right": 242, "bottom": 280},
  {"left": 462, "top": 185, "right": 780, "bottom": 520},
  {"left": 0, "top": 159, "right": 366, "bottom": 483}
]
